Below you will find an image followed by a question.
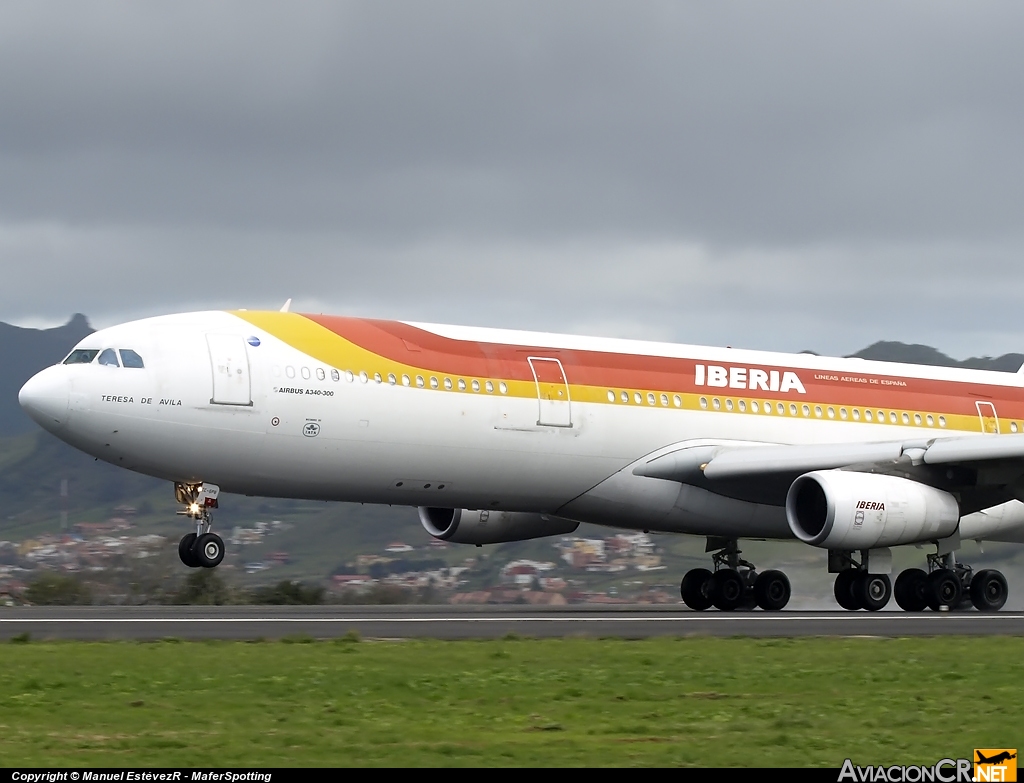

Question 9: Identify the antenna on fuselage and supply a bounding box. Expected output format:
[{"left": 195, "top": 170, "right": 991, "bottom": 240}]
[{"left": 280, "top": 298, "right": 292, "bottom": 313}]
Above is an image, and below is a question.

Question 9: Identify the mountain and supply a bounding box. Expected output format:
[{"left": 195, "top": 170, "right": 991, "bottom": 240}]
[
  {"left": 850, "top": 341, "right": 1024, "bottom": 373},
  {"left": 0, "top": 315, "right": 94, "bottom": 435}
]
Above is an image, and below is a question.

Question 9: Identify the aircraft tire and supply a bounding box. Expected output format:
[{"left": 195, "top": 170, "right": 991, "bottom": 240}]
[
  {"left": 970, "top": 569, "right": 1008, "bottom": 612},
  {"left": 854, "top": 572, "right": 891, "bottom": 611},
  {"left": 926, "top": 568, "right": 962, "bottom": 611},
  {"left": 709, "top": 569, "right": 745, "bottom": 611},
  {"left": 894, "top": 568, "right": 929, "bottom": 612},
  {"left": 680, "top": 568, "right": 714, "bottom": 611},
  {"left": 178, "top": 533, "right": 200, "bottom": 568},
  {"left": 194, "top": 533, "right": 225, "bottom": 569},
  {"left": 833, "top": 570, "right": 862, "bottom": 610},
  {"left": 753, "top": 570, "right": 790, "bottom": 611}
]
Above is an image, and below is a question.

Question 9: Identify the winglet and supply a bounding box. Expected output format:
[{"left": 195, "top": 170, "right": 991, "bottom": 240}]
[{"left": 280, "top": 298, "right": 292, "bottom": 313}]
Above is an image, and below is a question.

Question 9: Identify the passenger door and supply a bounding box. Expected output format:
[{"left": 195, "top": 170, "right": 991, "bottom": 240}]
[{"left": 207, "top": 334, "right": 252, "bottom": 406}]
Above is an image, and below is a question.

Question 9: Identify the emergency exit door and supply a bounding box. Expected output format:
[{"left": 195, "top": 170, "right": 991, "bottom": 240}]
[
  {"left": 207, "top": 334, "right": 252, "bottom": 406},
  {"left": 976, "top": 400, "right": 1000, "bottom": 434},
  {"left": 528, "top": 356, "right": 572, "bottom": 427}
]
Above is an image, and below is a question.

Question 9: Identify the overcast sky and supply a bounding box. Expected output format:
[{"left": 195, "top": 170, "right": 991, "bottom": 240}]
[{"left": 2, "top": 1, "right": 1023, "bottom": 358}]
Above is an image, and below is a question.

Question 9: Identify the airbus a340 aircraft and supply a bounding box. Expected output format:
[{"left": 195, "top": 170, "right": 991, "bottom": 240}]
[{"left": 18, "top": 307, "right": 1024, "bottom": 612}]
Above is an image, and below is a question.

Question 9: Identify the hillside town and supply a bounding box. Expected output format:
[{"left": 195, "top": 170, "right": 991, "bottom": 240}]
[{"left": 0, "top": 504, "right": 677, "bottom": 605}]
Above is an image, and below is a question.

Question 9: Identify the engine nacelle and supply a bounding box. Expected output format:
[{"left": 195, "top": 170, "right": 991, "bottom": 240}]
[
  {"left": 786, "top": 470, "right": 959, "bottom": 549},
  {"left": 418, "top": 507, "right": 579, "bottom": 545}
]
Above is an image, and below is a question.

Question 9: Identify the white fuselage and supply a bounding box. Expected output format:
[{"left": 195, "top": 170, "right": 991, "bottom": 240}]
[{"left": 18, "top": 310, "right": 1024, "bottom": 544}]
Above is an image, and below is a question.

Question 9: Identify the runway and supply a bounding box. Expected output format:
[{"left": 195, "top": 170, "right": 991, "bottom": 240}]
[{"left": 1, "top": 605, "right": 1023, "bottom": 640}]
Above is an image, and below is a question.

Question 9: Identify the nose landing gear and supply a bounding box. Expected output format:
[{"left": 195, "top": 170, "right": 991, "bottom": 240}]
[{"left": 175, "top": 482, "right": 225, "bottom": 569}]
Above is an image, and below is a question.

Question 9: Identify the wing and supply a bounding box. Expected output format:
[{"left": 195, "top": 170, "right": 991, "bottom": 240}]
[{"left": 632, "top": 435, "right": 1024, "bottom": 514}]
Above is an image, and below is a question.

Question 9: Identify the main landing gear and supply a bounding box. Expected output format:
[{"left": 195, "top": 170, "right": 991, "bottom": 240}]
[
  {"left": 680, "top": 537, "right": 791, "bottom": 611},
  {"left": 831, "top": 539, "right": 1008, "bottom": 612},
  {"left": 174, "top": 481, "right": 225, "bottom": 569}
]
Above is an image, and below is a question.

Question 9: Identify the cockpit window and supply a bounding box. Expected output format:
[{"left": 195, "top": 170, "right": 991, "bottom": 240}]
[
  {"left": 64, "top": 349, "right": 99, "bottom": 365},
  {"left": 119, "top": 349, "right": 145, "bottom": 368},
  {"left": 97, "top": 348, "right": 120, "bottom": 367}
]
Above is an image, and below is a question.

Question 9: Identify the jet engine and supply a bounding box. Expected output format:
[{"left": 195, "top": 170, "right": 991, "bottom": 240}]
[
  {"left": 786, "top": 470, "right": 959, "bottom": 549},
  {"left": 418, "top": 507, "right": 579, "bottom": 545}
]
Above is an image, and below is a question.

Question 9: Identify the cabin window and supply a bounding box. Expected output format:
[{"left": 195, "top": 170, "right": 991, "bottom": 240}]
[
  {"left": 926, "top": 414, "right": 934, "bottom": 426},
  {"left": 331, "top": 369, "right": 340, "bottom": 382},
  {"left": 939, "top": 416, "right": 947, "bottom": 427},
  {"left": 852, "top": 409, "right": 860, "bottom": 421},
  {"left": 1012, "top": 422, "right": 1019, "bottom": 433},
  {"left": 64, "top": 349, "right": 99, "bottom": 365},
  {"left": 738, "top": 399, "right": 746, "bottom": 412},
  {"left": 97, "top": 349, "right": 120, "bottom": 367},
  {"left": 314, "top": 368, "right": 324, "bottom": 381},
  {"left": 285, "top": 366, "right": 296, "bottom": 379},
  {"left": 913, "top": 413, "right": 921, "bottom": 425},
  {"left": 388, "top": 373, "right": 397, "bottom": 385},
  {"left": 499, "top": 382, "right": 508, "bottom": 394},
  {"left": 713, "top": 398, "right": 721, "bottom": 410},
  {"left": 751, "top": 400, "right": 759, "bottom": 413},
  {"left": 346, "top": 370, "right": 354, "bottom": 383},
  {"left": 673, "top": 395, "right": 682, "bottom": 408},
  {"left": 301, "top": 367, "right": 310, "bottom": 380},
  {"left": 359, "top": 371, "right": 368, "bottom": 384},
  {"left": 801, "top": 404, "right": 810, "bottom": 417},
  {"left": 486, "top": 381, "right": 494, "bottom": 393},
  {"left": 416, "top": 375, "right": 425, "bottom": 388},
  {"left": 864, "top": 410, "right": 873, "bottom": 422},
  {"left": 458, "top": 379, "right": 467, "bottom": 391},
  {"left": 790, "top": 404, "right": 798, "bottom": 416},
  {"left": 661, "top": 394, "right": 669, "bottom": 407},
  {"left": 119, "top": 349, "right": 145, "bottom": 368},
  {"left": 828, "top": 407, "right": 835, "bottom": 419},
  {"left": 889, "top": 411, "right": 898, "bottom": 424},
  {"left": 402, "top": 375, "right": 411, "bottom": 387},
  {"left": 607, "top": 390, "right": 615, "bottom": 402},
  {"left": 622, "top": 391, "right": 630, "bottom": 403},
  {"left": 472, "top": 380, "right": 481, "bottom": 392},
  {"left": 700, "top": 397, "right": 708, "bottom": 409},
  {"left": 372, "top": 373, "right": 381, "bottom": 384},
  {"left": 725, "top": 399, "right": 734, "bottom": 411},
  {"left": 429, "top": 377, "right": 439, "bottom": 389},
  {"left": 634, "top": 392, "right": 642, "bottom": 404},
  {"left": 444, "top": 378, "right": 453, "bottom": 390},
  {"left": 777, "top": 402, "right": 785, "bottom": 415},
  {"left": 648, "top": 393, "right": 657, "bottom": 406},
  {"left": 815, "top": 406, "right": 823, "bottom": 418}
]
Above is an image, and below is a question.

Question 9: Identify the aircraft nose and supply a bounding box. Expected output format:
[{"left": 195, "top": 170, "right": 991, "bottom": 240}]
[{"left": 19, "top": 366, "right": 70, "bottom": 431}]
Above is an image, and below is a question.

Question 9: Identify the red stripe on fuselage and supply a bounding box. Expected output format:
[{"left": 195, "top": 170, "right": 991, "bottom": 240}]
[{"left": 304, "top": 315, "right": 1024, "bottom": 418}]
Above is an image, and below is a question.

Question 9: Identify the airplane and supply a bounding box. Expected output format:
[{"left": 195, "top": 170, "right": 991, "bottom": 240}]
[
  {"left": 976, "top": 752, "right": 1017, "bottom": 765},
  {"left": 16, "top": 307, "right": 1024, "bottom": 612}
]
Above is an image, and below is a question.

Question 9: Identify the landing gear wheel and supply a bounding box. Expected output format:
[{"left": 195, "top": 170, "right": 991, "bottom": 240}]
[
  {"left": 854, "top": 572, "right": 891, "bottom": 611},
  {"left": 926, "top": 568, "right": 962, "bottom": 611},
  {"left": 178, "top": 533, "right": 200, "bottom": 568},
  {"left": 681, "top": 568, "right": 714, "bottom": 611},
  {"left": 194, "top": 533, "right": 225, "bottom": 569},
  {"left": 834, "top": 570, "right": 862, "bottom": 610},
  {"left": 894, "top": 569, "right": 929, "bottom": 612},
  {"left": 754, "top": 570, "right": 791, "bottom": 611},
  {"left": 709, "top": 569, "right": 745, "bottom": 611},
  {"left": 970, "top": 569, "right": 1008, "bottom": 612}
]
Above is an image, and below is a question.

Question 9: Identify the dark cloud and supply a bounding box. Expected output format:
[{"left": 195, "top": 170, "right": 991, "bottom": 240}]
[{"left": 2, "top": 2, "right": 1023, "bottom": 356}]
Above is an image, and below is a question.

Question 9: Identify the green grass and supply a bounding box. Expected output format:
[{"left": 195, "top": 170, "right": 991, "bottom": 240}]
[{"left": 0, "top": 636, "right": 1020, "bottom": 766}]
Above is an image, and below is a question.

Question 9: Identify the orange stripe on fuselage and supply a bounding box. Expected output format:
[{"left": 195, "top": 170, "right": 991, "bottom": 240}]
[{"left": 303, "top": 314, "right": 1024, "bottom": 421}]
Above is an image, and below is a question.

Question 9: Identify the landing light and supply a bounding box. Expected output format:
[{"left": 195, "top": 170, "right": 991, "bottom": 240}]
[{"left": 189, "top": 503, "right": 200, "bottom": 514}]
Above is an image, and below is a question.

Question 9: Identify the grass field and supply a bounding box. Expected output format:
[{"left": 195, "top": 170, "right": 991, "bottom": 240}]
[{"left": 0, "top": 635, "right": 1020, "bottom": 767}]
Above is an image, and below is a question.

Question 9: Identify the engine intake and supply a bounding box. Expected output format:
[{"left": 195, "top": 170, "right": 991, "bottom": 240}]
[
  {"left": 786, "top": 470, "right": 959, "bottom": 549},
  {"left": 418, "top": 507, "right": 578, "bottom": 545}
]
